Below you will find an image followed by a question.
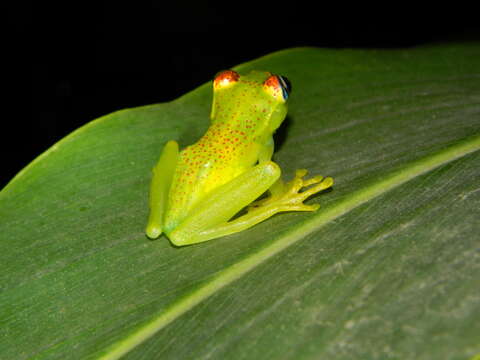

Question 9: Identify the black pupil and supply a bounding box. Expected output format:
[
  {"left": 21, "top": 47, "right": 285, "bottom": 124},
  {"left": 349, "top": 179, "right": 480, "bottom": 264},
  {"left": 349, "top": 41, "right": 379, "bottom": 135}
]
[{"left": 277, "top": 75, "right": 292, "bottom": 98}]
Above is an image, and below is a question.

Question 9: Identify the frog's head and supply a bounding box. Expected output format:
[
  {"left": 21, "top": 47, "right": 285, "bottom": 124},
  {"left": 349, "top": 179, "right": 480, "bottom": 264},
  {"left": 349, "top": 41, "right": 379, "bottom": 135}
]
[{"left": 210, "top": 70, "right": 291, "bottom": 133}]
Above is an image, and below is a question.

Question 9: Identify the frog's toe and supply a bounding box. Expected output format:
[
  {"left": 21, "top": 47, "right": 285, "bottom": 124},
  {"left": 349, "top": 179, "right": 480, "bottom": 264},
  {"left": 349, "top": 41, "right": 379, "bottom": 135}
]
[
  {"left": 299, "top": 176, "right": 334, "bottom": 201},
  {"left": 282, "top": 171, "right": 333, "bottom": 210}
]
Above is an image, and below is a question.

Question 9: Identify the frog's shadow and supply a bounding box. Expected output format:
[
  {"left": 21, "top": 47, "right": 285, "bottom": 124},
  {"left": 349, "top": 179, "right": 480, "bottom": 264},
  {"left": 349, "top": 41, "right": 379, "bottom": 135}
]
[{"left": 273, "top": 115, "right": 292, "bottom": 151}]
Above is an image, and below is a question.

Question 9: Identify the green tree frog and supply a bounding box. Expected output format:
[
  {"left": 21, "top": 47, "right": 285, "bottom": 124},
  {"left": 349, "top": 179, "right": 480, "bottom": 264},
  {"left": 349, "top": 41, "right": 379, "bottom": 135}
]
[{"left": 146, "top": 70, "right": 333, "bottom": 246}]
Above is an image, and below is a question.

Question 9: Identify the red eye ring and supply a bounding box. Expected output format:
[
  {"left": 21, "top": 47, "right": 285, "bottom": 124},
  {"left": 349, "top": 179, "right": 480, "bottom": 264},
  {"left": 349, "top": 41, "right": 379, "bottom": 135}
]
[
  {"left": 263, "top": 74, "right": 291, "bottom": 101},
  {"left": 214, "top": 70, "right": 240, "bottom": 88}
]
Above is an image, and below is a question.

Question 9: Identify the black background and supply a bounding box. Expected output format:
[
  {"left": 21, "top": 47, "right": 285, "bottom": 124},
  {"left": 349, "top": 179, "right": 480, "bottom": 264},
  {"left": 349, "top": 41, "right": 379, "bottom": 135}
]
[{"left": 3, "top": 2, "right": 479, "bottom": 189}]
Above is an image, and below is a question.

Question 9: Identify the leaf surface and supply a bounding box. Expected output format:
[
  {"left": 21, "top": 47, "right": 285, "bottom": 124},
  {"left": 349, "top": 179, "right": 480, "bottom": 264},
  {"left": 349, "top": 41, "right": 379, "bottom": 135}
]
[{"left": 1, "top": 44, "right": 480, "bottom": 360}]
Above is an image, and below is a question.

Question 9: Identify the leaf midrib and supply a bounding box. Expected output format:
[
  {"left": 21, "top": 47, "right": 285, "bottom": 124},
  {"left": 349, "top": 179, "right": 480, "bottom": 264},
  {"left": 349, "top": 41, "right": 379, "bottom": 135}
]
[{"left": 98, "top": 134, "right": 480, "bottom": 360}]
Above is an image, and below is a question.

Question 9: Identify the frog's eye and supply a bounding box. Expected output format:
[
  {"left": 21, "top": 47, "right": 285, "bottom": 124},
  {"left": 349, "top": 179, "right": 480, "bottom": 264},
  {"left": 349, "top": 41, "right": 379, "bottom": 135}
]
[
  {"left": 263, "top": 74, "right": 292, "bottom": 101},
  {"left": 277, "top": 75, "right": 291, "bottom": 99},
  {"left": 213, "top": 70, "right": 240, "bottom": 89}
]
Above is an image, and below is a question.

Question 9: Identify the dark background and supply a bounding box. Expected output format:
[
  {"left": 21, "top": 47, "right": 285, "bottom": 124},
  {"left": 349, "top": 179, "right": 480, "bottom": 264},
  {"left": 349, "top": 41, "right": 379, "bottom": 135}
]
[{"left": 3, "top": 2, "right": 479, "bottom": 189}]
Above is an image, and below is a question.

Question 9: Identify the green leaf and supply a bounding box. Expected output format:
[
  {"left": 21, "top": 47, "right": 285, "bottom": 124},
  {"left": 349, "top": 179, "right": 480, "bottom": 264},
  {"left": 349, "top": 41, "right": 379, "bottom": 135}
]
[{"left": 2, "top": 44, "right": 480, "bottom": 360}]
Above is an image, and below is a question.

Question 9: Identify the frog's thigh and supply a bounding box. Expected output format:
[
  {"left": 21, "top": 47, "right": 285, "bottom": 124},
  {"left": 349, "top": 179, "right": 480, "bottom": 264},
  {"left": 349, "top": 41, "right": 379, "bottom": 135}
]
[
  {"left": 169, "top": 161, "right": 280, "bottom": 246},
  {"left": 146, "top": 140, "right": 179, "bottom": 239}
]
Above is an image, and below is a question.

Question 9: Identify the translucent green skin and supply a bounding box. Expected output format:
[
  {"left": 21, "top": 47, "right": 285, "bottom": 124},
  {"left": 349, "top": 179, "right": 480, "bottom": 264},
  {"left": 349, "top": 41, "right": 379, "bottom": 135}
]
[{"left": 146, "top": 70, "right": 333, "bottom": 246}]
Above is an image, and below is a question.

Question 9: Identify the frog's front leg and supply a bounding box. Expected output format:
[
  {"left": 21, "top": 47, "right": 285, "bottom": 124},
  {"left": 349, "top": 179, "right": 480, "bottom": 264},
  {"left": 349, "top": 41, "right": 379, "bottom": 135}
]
[{"left": 146, "top": 140, "right": 179, "bottom": 239}]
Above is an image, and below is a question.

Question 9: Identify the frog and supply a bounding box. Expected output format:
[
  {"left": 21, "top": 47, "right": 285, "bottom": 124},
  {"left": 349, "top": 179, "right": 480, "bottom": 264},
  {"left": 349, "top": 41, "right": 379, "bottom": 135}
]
[{"left": 145, "top": 70, "right": 333, "bottom": 246}]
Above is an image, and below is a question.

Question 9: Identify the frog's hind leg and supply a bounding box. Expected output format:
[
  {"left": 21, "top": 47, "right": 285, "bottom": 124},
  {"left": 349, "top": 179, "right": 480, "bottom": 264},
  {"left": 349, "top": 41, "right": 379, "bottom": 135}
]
[
  {"left": 168, "top": 161, "right": 281, "bottom": 246},
  {"left": 146, "top": 140, "right": 179, "bottom": 239},
  {"left": 196, "top": 169, "right": 332, "bottom": 244},
  {"left": 168, "top": 164, "right": 333, "bottom": 246}
]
